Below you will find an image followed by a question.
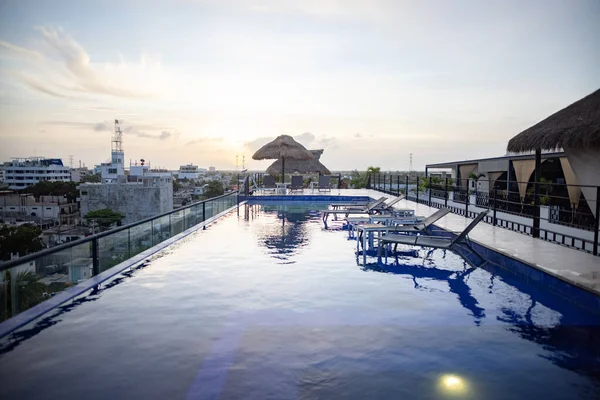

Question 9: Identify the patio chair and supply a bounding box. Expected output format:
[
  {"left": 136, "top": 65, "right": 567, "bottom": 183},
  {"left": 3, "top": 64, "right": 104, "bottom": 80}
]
[
  {"left": 262, "top": 175, "right": 276, "bottom": 192},
  {"left": 368, "top": 195, "right": 405, "bottom": 214},
  {"left": 318, "top": 175, "right": 331, "bottom": 192},
  {"left": 333, "top": 196, "right": 388, "bottom": 211},
  {"left": 356, "top": 208, "right": 451, "bottom": 248},
  {"left": 290, "top": 175, "right": 304, "bottom": 193},
  {"left": 321, "top": 197, "right": 389, "bottom": 225},
  {"left": 379, "top": 210, "right": 488, "bottom": 252}
]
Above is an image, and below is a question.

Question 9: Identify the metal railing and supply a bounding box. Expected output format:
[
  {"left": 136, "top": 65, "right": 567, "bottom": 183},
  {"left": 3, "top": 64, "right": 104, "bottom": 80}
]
[
  {"left": 0, "top": 192, "right": 238, "bottom": 322},
  {"left": 248, "top": 172, "right": 343, "bottom": 191},
  {"left": 368, "top": 174, "right": 600, "bottom": 256}
]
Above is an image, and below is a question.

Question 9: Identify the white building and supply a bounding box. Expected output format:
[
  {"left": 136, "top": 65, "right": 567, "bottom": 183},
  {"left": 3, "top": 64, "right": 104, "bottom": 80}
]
[
  {"left": 3, "top": 158, "right": 71, "bottom": 190},
  {"left": 178, "top": 164, "right": 205, "bottom": 180},
  {"left": 98, "top": 120, "right": 126, "bottom": 183}
]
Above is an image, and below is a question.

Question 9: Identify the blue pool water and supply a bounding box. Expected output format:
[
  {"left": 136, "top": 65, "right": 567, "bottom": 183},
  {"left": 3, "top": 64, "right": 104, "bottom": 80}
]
[{"left": 1, "top": 203, "right": 599, "bottom": 399}]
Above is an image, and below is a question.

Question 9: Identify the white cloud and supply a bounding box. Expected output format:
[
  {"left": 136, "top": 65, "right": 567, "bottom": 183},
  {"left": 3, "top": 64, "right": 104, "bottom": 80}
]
[{"left": 2, "top": 27, "right": 169, "bottom": 100}]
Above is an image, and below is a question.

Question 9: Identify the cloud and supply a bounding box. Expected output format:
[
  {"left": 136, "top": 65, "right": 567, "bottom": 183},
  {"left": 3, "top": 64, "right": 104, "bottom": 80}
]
[
  {"left": 243, "top": 136, "right": 272, "bottom": 152},
  {"left": 0, "top": 40, "right": 44, "bottom": 60},
  {"left": 42, "top": 120, "right": 178, "bottom": 140},
  {"left": 185, "top": 137, "right": 224, "bottom": 145},
  {"left": 2, "top": 27, "right": 167, "bottom": 99},
  {"left": 354, "top": 133, "right": 361, "bottom": 138},
  {"left": 19, "top": 73, "right": 72, "bottom": 98},
  {"left": 295, "top": 132, "right": 316, "bottom": 147},
  {"left": 318, "top": 136, "right": 338, "bottom": 149}
]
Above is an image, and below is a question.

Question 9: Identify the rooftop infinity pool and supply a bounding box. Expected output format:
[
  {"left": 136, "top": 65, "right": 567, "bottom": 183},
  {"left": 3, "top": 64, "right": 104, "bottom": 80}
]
[{"left": 1, "top": 202, "right": 599, "bottom": 399}]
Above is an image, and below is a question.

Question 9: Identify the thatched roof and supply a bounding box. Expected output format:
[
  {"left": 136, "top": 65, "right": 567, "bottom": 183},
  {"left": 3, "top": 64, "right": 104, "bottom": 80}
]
[
  {"left": 266, "top": 149, "right": 331, "bottom": 175},
  {"left": 252, "top": 135, "right": 314, "bottom": 160},
  {"left": 507, "top": 88, "right": 600, "bottom": 152}
]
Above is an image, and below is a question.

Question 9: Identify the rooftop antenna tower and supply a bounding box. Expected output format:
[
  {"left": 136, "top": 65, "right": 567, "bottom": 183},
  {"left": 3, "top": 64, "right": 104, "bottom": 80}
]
[
  {"left": 409, "top": 153, "right": 413, "bottom": 174},
  {"left": 235, "top": 155, "right": 239, "bottom": 171},
  {"left": 112, "top": 119, "right": 123, "bottom": 152},
  {"left": 242, "top": 155, "right": 245, "bottom": 170},
  {"left": 69, "top": 155, "right": 74, "bottom": 168}
]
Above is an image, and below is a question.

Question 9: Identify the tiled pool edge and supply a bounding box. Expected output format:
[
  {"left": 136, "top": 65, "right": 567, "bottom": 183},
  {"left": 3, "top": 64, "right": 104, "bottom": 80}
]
[
  {"left": 426, "top": 225, "right": 600, "bottom": 315},
  {"left": 0, "top": 203, "right": 243, "bottom": 339}
]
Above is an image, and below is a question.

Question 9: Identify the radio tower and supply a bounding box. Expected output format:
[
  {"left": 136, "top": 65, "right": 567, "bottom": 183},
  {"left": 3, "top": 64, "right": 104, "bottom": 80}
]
[
  {"left": 112, "top": 119, "right": 123, "bottom": 152},
  {"left": 409, "top": 153, "right": 413, "bottom": 175}
]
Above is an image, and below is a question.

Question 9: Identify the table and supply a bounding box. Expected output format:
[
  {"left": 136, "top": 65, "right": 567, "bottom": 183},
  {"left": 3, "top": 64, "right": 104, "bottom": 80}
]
[{"left": 275, "top": 182, "right": 289, "bottom": 194}]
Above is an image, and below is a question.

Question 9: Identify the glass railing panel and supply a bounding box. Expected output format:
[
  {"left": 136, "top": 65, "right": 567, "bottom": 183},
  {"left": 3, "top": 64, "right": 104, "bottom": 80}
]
[
  {"left": 153, "top": 215, "right": 171, "bottom": 245},
  {"left": 0, "top": 242, "right": 92, "bottom": 322},
  {"left": 129, "top": 221, "right": 153, "bottom": 256},
  {"left": 170, "top": 210, "right": 184, "bottom": 236},
  {"left": 98, "top": 229, "right": 129, "bottom": 272}
]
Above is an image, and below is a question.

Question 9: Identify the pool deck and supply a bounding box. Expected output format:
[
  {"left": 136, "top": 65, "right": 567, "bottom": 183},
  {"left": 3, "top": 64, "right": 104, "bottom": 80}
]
[{"left": 249, "top": 188, "right": 600, "bottom": 296}]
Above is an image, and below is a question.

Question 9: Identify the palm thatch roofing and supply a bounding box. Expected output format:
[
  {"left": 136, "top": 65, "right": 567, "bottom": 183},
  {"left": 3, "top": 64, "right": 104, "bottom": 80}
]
[
  {"left": 507, "top": 88, "right": 600, "bottom": 152},
  {"left": 266, "top": 149, "right": 331, "bottom": 175},
  {"left": 252, "top": 135, "right": 314, "bottom": 160}
]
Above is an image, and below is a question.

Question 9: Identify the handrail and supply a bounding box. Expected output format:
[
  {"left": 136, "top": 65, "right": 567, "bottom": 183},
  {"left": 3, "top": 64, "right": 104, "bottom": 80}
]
[{"left": 0, "top": 191, "right": 237, "bottom": 272}]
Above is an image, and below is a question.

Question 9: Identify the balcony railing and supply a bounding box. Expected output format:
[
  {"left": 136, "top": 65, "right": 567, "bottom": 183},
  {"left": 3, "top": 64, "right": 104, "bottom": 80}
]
[
  {"left": 368, "top": 174, "right": 600, "bottom": 256},
  {"left": 0, "top": 192, "right": 238, "bottom": 325}
]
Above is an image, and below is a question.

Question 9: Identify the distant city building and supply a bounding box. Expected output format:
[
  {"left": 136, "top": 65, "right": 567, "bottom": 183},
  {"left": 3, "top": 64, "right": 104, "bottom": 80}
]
[
  {"left": 70, "top": 167, "right": 92, "bottom": 183},
  {"left": 0, "top": 162, "right": 8, "bottom": 183},
  {"left": 178, "top": 164, "right": 204, "bottom": 180},
  {"left": 98, "top": 120, "right": 125, "bottom": 183},
  {"left": 79, "top": 176, "right": 173, "bottom": 224},
  {"left": 208, "top": 166, "right": 216, "bottom": 173},
  {"left": 3, "top": 157, "right": 71, "bottom": 190},
  {"left": 0, "top": 192, "right": 79, "bottom": 225}
]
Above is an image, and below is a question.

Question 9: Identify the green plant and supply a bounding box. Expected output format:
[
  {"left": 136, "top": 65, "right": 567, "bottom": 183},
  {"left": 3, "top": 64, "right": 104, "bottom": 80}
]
[
  {"left": 0, "top": 224, "right": 44, "bottom": 261},
  {"left": 204, "top": 180, "right": 224, "bottom": 199},
  {"left": 84, "top": 209, "right": 125, "bottom": 231}
]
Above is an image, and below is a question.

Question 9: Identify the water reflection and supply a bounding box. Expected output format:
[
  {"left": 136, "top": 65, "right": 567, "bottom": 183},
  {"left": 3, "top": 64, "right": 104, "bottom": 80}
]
[
  {"left": 369, "top": 248, "right": 600, "bottom": 384},
  {"left": 365, "top": 250, "right": 485, "bottom": 324},
  {"left": 244, "top": 204, "right": 320, "bottom": 264}
]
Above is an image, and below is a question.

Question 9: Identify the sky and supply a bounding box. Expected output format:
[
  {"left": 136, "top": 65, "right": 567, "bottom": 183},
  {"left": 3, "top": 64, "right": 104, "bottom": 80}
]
[{"left": 0, "top": 0, "right": 599, "bottom": 171}]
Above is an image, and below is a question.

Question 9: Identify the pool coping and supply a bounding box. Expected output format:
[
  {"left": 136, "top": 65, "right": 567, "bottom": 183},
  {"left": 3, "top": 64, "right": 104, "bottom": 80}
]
[{"left": 0, "top": 203, "right": 242, "bottom": 339}]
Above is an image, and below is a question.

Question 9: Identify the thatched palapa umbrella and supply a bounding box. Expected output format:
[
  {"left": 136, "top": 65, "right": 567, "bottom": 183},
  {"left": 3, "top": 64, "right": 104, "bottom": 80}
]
[
  {"left": 506, "top": 88, "right": 600, "bottom": 218},
  {"left": 265, "top": 149, "right": 331, "bottom": 176},
  {"left": 252, "top": 135, "right": 314, "bottom": 181}
]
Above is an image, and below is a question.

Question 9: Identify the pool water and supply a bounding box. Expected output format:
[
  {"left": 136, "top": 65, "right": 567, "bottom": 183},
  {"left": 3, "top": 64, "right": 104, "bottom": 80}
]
[{"left": 1, "top": 203, "right": 599, "bottom": 399}]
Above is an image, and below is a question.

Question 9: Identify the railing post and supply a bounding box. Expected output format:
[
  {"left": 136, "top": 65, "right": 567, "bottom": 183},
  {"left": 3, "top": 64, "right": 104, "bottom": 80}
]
[
  {"left": 92, "top": 238, "right": 99, "bottom": 276},
  {"left": 397, "top": 175, "right": 400, "bottom": 197},
  {"left": 465, "top": 180, "right": 469, "bottom": 217},
  {"left": 338, "top": 173, "right": 342, "bottom": 189},
  {"left": 366, "top": 174, "right": 371, "bottom": 189},
  {"left": 594, "top": 186, "right": 599, "bottom": 256},
  {"left": 202, "top": 201, "right": 206, "bottom": 222},
  {"left": 533, "top": 148, "right": 541, "bottom": 238},
  {"left": 127, "top": 228, "right": 131, "bottom": 258},
  {"left": 151, "top": 219, "right": 154, "bottom": 246},
  {"left": 416, "top": 176, "right": 420, "bottom": 203},
  {"left": 492, "top": 189, "right": 498, "bottom": 226},
  {"left": 405, "top": 175, "right": 409, "bottom": 198},
  {"left": 444, "top": 177, "right": 448, "bottom": 207},
  {"left": 428, "top": 176, "right": 432, "bottom": 206}
]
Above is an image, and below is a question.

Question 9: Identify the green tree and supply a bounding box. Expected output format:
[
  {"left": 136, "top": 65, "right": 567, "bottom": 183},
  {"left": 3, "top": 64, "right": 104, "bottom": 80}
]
[
  {"left": 25, "top": 181, "right": 78, "bottom": 203},
  {"left": 204, "top": 180, "right": 224, "bottom": 199},
  {"left": 84, "top": 209, "right": 125, "bottom": 231},
  {"left": 81, "top": 173, "right": 101, "bottom": 183},
  {"left": 349, "top": 166, "right": 381, "bottom": 189},
  {"left": 0, "top": 224, "right": 44, "bottom": 261}
]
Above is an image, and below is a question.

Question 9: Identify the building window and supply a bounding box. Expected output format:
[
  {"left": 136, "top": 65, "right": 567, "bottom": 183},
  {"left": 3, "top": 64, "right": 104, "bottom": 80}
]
[
  {"left": 46, "top": 207, "right": 52, "bottom": 210},
  {"left": 81, "top": 191, "right": 88, "bottom": 195},
  {"left": 108, "top": 168, "right": 117, "bottom": 174}
]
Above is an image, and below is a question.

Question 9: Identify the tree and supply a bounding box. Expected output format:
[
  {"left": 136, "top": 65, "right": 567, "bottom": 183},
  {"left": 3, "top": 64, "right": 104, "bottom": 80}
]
[
  {"left": 0, "top": 224, "right": 44, "bottom": 261},
  {"left": 349, "top": 166, "right": 381, "bottom": 189},
  {"left": 204, "top": 180, "right": 224, "bottom": 199},
  {"left": 25, "top": 181, "right": 78, "bottom": 203},
  {"left": 81, "top": 173, "right": 101, "bottom": 183},
  {"left": 84, "top": 209, "right": 125, "bottom": 231}
]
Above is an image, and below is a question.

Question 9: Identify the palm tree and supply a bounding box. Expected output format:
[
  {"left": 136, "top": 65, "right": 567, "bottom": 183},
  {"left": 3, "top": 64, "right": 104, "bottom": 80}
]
[{"left": 1, "top": 270, "right": 46, "bottom": 321}]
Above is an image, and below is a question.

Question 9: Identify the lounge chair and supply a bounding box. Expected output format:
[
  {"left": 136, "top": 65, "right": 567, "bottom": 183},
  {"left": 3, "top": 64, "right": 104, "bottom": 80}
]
[
  {"left": 318, "top": 175, "right": 331, "bottom": 192},
  {"left": 322, "top": 197, "right": 389, "bottom": 226},
  {"left": 262, "top": 175, "right": 276, "bottom": 192},
  {"left": 332, "top": 196, "right": 388, "bottom": 211},
  {"left": 290, "top": 175, "right": 304, "bottom": 193},
  {"left": 379, "top": 210, "right": 489, "bottom": 252},
  {"left": 368, "top": 195, "right": 405, "bottom": 214},
  {"left": 355, "top": 208, "right": 451, "bottom": 250}
]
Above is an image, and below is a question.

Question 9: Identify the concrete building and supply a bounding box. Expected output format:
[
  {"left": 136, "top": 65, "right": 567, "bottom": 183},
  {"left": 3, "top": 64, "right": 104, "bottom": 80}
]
[
  {"left": 70, "top": 167, "right": 93, "bottom": 183},
  {"left": 208, "top": 166, "right": 216, "bottom": 173},
  {"left": 0, "top": 192, "right": 79, "bottom": 225},
  {"left": 3, "top": 158, "right": 71, "bottom": 190},
  {"left": 80, "top": 176, "right": 173, "bottom": 224}
]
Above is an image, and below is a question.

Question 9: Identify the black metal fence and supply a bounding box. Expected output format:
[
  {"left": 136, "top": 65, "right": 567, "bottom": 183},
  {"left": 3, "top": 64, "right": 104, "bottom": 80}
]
[
  {"left": 0, "top": 192, "right": 238, "bottom": 322},
  {"left": 247, "top": 172, "right": 343, "bottom": 191},
  {"left": 368, "top": 174, "right": 600, "bottom": 256}
]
